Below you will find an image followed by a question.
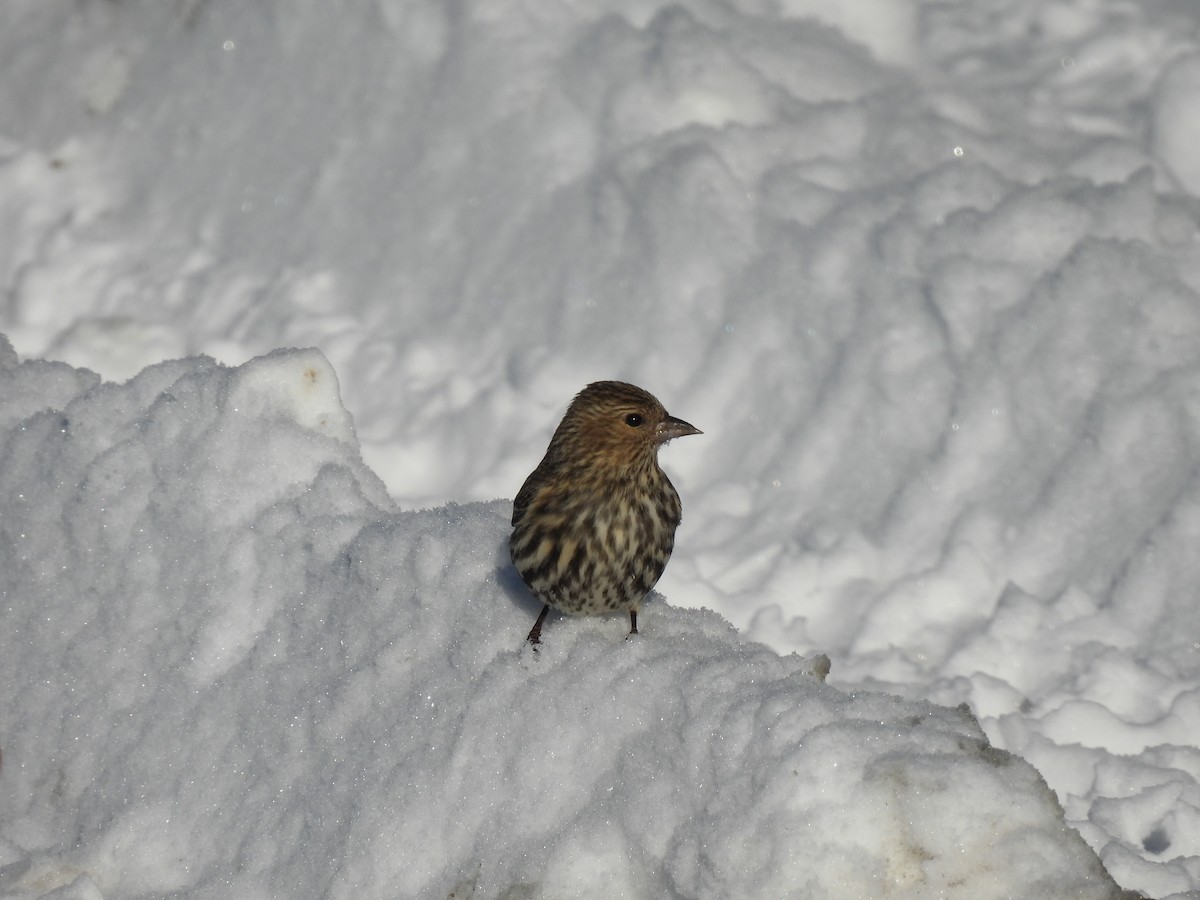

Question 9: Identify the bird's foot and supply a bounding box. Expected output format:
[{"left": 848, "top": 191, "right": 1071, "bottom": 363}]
[{"left": 525, "top": 604, "right": 550, "bottom": 650}]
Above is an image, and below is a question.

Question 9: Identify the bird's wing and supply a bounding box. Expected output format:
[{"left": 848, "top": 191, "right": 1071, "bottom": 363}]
[{"left": 511, "top": 469, "right": 540, "bottom": 527}]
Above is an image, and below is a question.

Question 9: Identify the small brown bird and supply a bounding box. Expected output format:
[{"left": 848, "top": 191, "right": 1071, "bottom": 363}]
[{"left": 510, "top": 380, "right": 701, "bottom": 645}]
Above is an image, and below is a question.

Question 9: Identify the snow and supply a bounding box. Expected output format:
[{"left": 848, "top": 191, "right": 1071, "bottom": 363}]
[
  {"left": 0, "top": 348, "right": 1123, "bottom": 900},
  {"left": 2, "top": 0, "right": 1200, "bottom": 897}
]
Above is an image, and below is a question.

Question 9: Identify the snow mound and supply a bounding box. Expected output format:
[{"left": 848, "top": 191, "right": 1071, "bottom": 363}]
[{"left": 0, "top": 346, "right": 1130, "bottom": 899}]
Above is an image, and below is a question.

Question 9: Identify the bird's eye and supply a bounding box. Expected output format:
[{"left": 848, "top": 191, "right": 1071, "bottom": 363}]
[{"left": 625, "top": 413, "right": 644, "bottom": 427}]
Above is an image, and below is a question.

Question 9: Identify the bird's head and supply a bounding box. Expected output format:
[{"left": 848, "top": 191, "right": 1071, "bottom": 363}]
[{"left": 548, "top": 381, "right": 702, "bottom": 468}]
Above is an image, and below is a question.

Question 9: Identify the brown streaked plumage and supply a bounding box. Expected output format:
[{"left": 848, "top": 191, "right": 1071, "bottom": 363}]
[{"left": 510, "top": 380, "right": 701, "bottom": 645}]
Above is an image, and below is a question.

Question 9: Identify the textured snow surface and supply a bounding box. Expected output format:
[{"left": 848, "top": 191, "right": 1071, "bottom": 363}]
[{"left": 3, "top": 0, "right": 1200, "bottom": 896}]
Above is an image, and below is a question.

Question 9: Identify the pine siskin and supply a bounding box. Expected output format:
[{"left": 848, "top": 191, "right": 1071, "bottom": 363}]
[{"left": 510, "top": 380, "right": 701, "bottom": 645}]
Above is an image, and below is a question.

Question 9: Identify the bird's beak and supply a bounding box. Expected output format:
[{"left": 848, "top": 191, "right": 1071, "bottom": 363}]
[{"left": 657, "top": 415, "right": 702, "bottom": 443}]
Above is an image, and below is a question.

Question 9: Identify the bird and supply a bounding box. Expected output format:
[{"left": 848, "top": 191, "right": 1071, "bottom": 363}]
[{"left": 509, "top": 380, "right": 701, "bottom": 646}]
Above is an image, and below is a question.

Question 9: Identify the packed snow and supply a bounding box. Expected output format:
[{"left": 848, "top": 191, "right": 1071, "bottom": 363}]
[{"left": 3, "top": 0, "right": 1200, "bottom": 897}]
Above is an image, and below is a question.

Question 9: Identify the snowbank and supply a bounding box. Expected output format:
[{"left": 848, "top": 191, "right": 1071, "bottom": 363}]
[{"left": 0, "top": 345, "right": 1131, "bottom": 898}]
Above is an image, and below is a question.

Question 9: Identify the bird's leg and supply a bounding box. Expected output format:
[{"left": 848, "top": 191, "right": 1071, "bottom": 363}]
[
  {"left": 627, "top": 609, "right": 638, "bottom": 638},
  {"left": 526, "top": 604, "right": 550, "bottom": 647}
]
